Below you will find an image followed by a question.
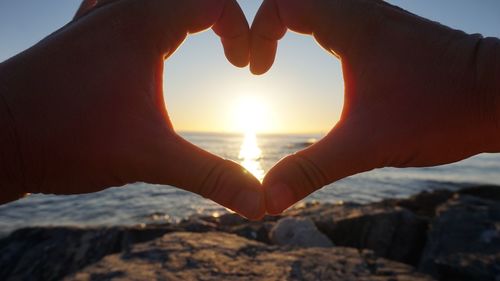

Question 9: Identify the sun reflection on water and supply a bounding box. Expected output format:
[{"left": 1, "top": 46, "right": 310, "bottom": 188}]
[{"left": 239, "top": 132, "right": 264, "bottom": 182}]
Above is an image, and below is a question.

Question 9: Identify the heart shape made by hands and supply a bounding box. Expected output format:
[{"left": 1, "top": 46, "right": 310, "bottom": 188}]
[{"left": 18, "top": 0, "right": 493, "bottom": 220}]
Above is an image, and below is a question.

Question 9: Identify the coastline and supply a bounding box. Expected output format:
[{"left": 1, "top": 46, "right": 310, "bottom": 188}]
[{"left": 1, "top": 185, "right": 499, "bottom": 280}]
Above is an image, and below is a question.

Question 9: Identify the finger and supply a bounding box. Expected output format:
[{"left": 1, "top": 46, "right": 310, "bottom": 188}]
[
  {"left": 249, "top": 0, "right": 286, "bottom": 75},
  {"left": 212, "top": 0, "right": 251, "bottom": 67},
  {"left": 74, "top": 0, "right": 250, "bottom": 67},
  {"left": 158, "top": 0, "right": 250, "bottom": 68},
  {"left": 262, "top": 120, "right": 381, "bottom": 215},
  {"left": 250, "top": 0, "right": 381, "bottom": 74},
  {"left": 139, "top": 133, "right": 265, "bottom": 221}
]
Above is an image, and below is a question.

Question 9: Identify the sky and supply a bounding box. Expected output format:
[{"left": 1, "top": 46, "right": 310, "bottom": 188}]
[{"left": 1, "top": 1, "right": 499, "bottom": 134}]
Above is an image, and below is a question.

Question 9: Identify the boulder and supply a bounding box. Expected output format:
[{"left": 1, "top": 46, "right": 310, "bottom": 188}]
[
  {"left": 199, "top": 213, "right": 276, "bottom": 244},
  {"left": 284, "top": 201, "right": 361, "bottom": 222},
  {"left": 434, "top": 253, "right": 500, "bottom": 281},
  {"left": 312, "top": 204, "right": 428, "bottom": 265},
  {"left": 217, "top": 213, "right": 248, "bottom": 226},
  {"left": 67, "top": 232, "right": 435, "bottom": 281},
  {"left": 0, "top": 225, "right": 177, "bottom": 281},
  {"left": 178, "top": 218, "right": 218, "bottom": 233},
  {"left": 270, "top": 217, "right": 333, "bottom": 248},
  {"left": 225, "top": 221, "right": 275, "bottom": 244},
  {"left": 419, "top": 195, "right": 500, "bottom": 280},
  {"left": 382, "top": 189, "right": 455, "bottom": 218},
  {"left": 458, "top": 185, "right": 500, "bottom": 202}
]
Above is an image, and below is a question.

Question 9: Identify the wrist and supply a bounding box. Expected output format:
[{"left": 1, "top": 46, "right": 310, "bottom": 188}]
[
  {"left": 0, "top": 65, "right": 27, "bottom": 203},
  {"left": 0, "top": 50, "right": 50, "bottom": 200},
  {"left": 474, "top": 36, "right": 500, "bottom": 152}
]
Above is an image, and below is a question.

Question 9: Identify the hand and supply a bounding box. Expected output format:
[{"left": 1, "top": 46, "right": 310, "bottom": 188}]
[
  {"left": 0, "top": 0, "right": 265, "bottom": 220},
  {"left": 250, "top": 0, "right": 500, "bottom": 214}
]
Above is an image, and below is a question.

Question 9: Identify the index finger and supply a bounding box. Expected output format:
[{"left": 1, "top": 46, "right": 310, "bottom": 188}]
[
  {"left": 250, "top": 0, "right": 373, "bottom": 74},
  {"left": 160, "top": 0, "right": 250, "bottom": 68},
  {"left": 212, "top": 0, "right": 251, "bottom": 67},
  {"left": 74, "top": 0, "right": 251, "bottom": 68}
]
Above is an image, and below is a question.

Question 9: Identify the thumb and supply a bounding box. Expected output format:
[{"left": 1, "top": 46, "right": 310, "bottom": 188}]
[
  {"left": 262, "top": 120, "right": 381, "bottom": 215},
  {"left": 137, "top": 132, "right": 265, "bottom": 221}
]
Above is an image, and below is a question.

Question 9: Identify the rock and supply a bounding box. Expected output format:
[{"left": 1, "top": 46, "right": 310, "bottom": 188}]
[
  {"left": 318, "top": 205, "right": 428, "bottom": 266},
  {"left": 0, "top": 225, "right": 177, "bottom": 281},
  {"left": 67, "top": 232, "right": 434, "bottom": 281},
  {"left": 419, "top": 195, "right": 500, "bottom": 280},
  {"left": 285, "top": 201, "right": 361, "bottom": 222},
  {"left": 383, "top": 189, "right": 455, "bottom": 218},
  {"left": 434, "top": 253, "right": 500, "bottom": 281},
  {"left": 225, "top": 222, "right": 275, "bottom": 244},
  {"left": 187, "top": 213, "right": 275, "bottom": 244},
  {"left": 458, "top": 185, "right": 500, "bottom": 202},
  {"left": 270, "top": 217, "right": 333, "bottom": 248},
  {"left": 217, "top": 213, "right": 248, "bottom": 226},
  {"left": 178, "top": 218, "right": 217, "bottom": 233},
  {"left": 282, "top": 198, "right": 429, "bottom": 265}
]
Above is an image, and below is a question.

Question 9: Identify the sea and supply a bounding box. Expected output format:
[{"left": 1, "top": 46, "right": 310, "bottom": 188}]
[{"left": 1, "top": 132, "right": 499, "bottom": 237}]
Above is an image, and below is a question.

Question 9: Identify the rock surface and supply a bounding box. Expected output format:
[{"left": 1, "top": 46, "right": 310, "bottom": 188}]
[
  {"left": 0, "top": 225, "right": 178, "bottom": 281},
  {"left": 284, "top": 202, "right": 428, "bottom": 265},
  {"left": 458, "top": 185, "right": 500, "bottom": 202},
  {"left": 382, "top": 190, "right": 454, "bottom": 218},
  {"left": 270, "top": 217, "right": 333, "bottom": 247},
  {"left": 1, "top": 186, "right": 499, "bottom": 281},
  {"left": 67, "top": 232, "right": 434, "bottom": 281},
  {"left": 419, "top": 195, "right": 500, "bottom": 281},
  {"left": 327, "top": 206, "right": 428, "bottom": 265}
]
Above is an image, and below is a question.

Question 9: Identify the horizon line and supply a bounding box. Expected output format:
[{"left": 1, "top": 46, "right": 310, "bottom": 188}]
[{"left": 176, "top": 130, "right": 327, "bottom": 136}]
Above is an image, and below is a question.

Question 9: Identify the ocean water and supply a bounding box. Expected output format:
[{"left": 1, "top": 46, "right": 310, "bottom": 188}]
[{"left": 1, "top": 132, "right": 499, "bottom": 236}]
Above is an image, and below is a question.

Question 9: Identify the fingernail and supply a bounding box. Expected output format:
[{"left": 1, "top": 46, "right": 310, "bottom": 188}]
[
  {"left": 266, "top": 183, "right": 295, "bottom": 215},
  {"left": 233, "top": 189, "right": 265, "bottom": 221}
]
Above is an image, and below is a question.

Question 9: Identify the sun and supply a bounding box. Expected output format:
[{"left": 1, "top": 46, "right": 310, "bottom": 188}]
[{"left": 232, "top": 96, "right": 268, "bottom": 134}]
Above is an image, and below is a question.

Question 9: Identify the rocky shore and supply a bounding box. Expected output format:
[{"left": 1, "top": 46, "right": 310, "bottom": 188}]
[{"left": 1, "top": 185, "right": 499, "bottom": 281}]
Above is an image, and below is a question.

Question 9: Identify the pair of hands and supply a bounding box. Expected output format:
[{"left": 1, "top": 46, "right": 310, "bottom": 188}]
[{"left": 1, "top": 0, "right": 498, "bottom": 220}]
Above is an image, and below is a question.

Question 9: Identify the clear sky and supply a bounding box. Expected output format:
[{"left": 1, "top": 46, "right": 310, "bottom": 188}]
[{"left": 1, "top": 1, "right": 499, "bottom": 134}]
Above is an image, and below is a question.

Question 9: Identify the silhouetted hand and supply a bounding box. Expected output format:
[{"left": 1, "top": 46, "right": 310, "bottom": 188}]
[
  {"left": 0, "top": 0, "right": 265, "bottom": 219},
  {"left": 251, "top": 0, "right": 500, "bottom": 214}
]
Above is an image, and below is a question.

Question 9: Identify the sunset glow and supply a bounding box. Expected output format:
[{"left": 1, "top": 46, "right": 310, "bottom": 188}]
[{"left": 232, "top": 96, "right": 268, "bottom": 134}]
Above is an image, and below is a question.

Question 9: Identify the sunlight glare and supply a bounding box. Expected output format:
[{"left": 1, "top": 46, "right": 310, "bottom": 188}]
[
  {"left": 239, "top": 132, "right": 264, "bottom": 181},
  {"left": 232, "top": 96, "right": 268, "bottom": 181}
]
